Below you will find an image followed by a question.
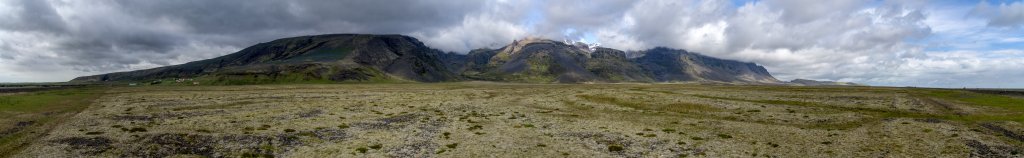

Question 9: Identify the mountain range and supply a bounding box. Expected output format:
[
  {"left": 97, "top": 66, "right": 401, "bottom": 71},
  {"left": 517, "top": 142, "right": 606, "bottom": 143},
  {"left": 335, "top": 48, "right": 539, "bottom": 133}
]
[{"left": 71, "top": 34, "right": 785, "bottom": 84}]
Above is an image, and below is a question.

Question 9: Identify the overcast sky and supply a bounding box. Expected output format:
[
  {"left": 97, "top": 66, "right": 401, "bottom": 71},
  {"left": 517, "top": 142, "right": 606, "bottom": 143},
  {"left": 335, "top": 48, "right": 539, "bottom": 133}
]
[{"left": 1, "top": 0, "right": 1023, "bottom": 88}]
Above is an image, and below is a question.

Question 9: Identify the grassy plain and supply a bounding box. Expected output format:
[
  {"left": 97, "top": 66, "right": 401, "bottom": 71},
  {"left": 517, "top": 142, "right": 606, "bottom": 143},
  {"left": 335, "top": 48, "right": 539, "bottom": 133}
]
[
  {"left": 4, "top": 83, "right": 1024, "bottom": 157},
  {"left": 0, "top": 88, "right": 106, "bottom": 156}
]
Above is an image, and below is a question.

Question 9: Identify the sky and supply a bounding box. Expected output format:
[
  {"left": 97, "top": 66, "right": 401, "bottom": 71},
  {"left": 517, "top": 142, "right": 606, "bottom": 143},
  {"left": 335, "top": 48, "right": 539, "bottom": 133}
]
[{"left": 0, "top": 0, "right": 1023, "bottom": 88}]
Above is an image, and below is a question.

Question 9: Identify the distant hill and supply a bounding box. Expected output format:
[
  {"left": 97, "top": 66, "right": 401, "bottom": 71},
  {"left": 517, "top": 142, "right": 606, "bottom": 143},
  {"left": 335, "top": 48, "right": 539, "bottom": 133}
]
[{"left": 72, "top": 34, "right": 781, "bottom": 84}]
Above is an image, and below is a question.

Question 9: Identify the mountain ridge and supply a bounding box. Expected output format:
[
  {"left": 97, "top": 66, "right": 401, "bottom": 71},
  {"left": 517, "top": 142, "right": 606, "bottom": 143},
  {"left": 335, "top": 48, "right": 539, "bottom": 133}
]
[{"left": 71, "top": 34, "right": 780, "bottom": 84}]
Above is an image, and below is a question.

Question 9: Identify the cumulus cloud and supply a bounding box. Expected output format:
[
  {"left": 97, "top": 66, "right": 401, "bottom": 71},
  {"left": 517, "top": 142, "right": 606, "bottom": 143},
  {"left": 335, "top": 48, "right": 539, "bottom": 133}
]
[
  {"left": 588, "top": 0, "right": 935, "bottom": 83},
  {"left": 0, "top": 0, "right": 492, "bottom": 81},
  {"left": 534, "top": 0, "right": 636, "bottom": 38},
  {"left": 764, "top": 0, "right": 867, "bottom": 23},
  {"left": 553, "top": 0, "right": 1024, "bottom": 88},
  {"left": 413, "top": 16, "right": 529, "bottom": 52},
  {"left": 411, "top": 0, "right": 534, "bottom": 52},
  {"left": 881, "top": 50, "right": 1024, "bottom": 88},
  {"left": 970, "top": 1, "right": 1024, "bottom": 28}
]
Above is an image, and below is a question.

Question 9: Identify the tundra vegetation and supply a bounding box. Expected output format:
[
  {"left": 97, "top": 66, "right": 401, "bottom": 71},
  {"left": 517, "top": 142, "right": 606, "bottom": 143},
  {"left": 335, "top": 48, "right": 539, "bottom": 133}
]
[{"left": 1, "top": 83, "right": 1023, "bottom": 157}]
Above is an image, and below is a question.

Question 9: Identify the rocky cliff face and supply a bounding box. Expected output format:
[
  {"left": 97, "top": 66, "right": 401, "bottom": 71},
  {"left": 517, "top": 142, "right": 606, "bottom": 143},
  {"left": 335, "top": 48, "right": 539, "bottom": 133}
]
[
  {"left": 635, "top": 47, "right": 779, "bottom": 83},
  {"left": 72, "top": 34, "right": 780, "bottom": 84},
  {"left": 459, "top": 38, "right": 603, "bottom": 82},
  {"left": 459, "top": 38, "right": 779, "bottom": 83}
]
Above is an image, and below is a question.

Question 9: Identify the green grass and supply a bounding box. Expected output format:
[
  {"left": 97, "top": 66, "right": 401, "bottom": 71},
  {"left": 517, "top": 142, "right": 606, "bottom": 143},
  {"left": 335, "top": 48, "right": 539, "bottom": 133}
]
[
  {"left": 911, "top": 89, "right": 1024, "bottom": 123},
  {"left": 690, "top": 95, "right": 817, "bottom": 107},
  {"left": 0, "top": 87, "right": 106, "bottom": 157},
  {"left": 690, "top": 93, "right": 958, "bottom": 128},
  {"left": 190, "top": 66, "right": 402, "bottom": 85},
  {"left": 576, "top": 94, "right": 718, "bottom": 113},
  {"left": 577, "top": 94, "right": 872, "bottom": 130},
  {"left": 922, "top": 90, "right": 1024, "bottom": 111},
  {"left": 593, "top": 90, "right": 956, "bottom": 129},
  {"left": 171, "top": 101, "right": 255, "bottom": 111},
  {"left": 0, "top": 87, "right": 102, "bottom": 112},
  {"left": 125, "top": 63, "right": 409, "bottom": 86},
  {"left": 940, "top": 115, "right": 1024, "bottom": 123},
  {"left": 692, "top": 89, "right": 1024, "bottom": 123}
]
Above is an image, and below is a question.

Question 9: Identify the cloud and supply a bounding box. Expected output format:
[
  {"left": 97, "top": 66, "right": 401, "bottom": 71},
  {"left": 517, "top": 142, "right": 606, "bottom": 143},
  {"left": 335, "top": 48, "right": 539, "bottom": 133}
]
[
  {"left": 0, "top": 0, "right": 67, "bottom": 33},
  {"left": 0, "top": 0, "right": 494, "bottom": 81},
  {"left": 763, "top": 0, "right": 867, "bottom": 24},
  {"left": 570, "top": 0, "right": 1024, "bottom": 88},
  {"left": 970, "top": 1, "right": 1024, "bottom": 28},
  {"left": 589, "top": 0, "right": 936, "bottom": 84},
  {"left": 882, "top": 50, "right": 1024, "bottom": 88},
  {"left": 411, "top": 0, "right": 534, "bottom": 52},
  {"left": 534, "top": 0, "right": 636, "bottom": 38},
  {"left": 413, "top": 16, "right": 529, "bottom": 52},
  {"left": 1, "top": 0, "right": 1023, "bottom": 88}
]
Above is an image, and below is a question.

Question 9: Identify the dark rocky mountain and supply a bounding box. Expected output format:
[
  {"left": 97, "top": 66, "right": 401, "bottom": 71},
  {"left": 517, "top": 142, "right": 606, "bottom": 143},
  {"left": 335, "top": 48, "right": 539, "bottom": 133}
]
[
  {"left": 72, "top": 34, "right": 460, "bottom": 84},
  {"left": 458, "top": 38, "right": 615, "bottom": 82},
  {"left": 635, "top": 47, "right": 778, "bottom": 83},
  {"left": 72, "top": 34, "right": 781, "bottom": 84},
  {"left": 457, "top": 38, "right": 777, "bottom": 83}
]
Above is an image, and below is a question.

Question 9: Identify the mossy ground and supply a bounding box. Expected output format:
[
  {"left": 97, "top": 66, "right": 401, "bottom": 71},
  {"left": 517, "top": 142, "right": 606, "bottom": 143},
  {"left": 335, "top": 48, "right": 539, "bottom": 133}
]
[
  {"left": 6, "top": 83, "right": 1024, "bottom": 157},
  {"left": 0, "top": 88, "right": 106, "bottom": 156}
]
